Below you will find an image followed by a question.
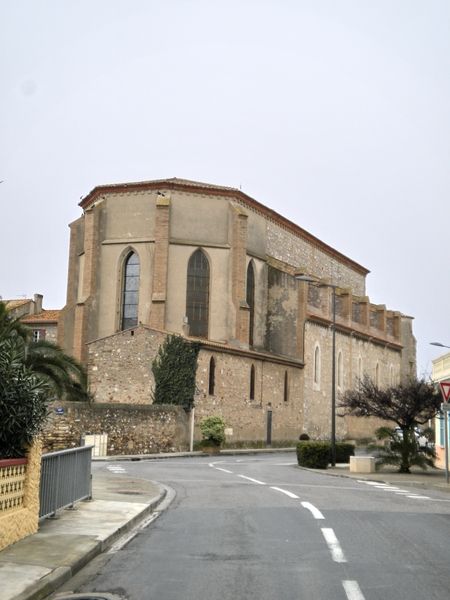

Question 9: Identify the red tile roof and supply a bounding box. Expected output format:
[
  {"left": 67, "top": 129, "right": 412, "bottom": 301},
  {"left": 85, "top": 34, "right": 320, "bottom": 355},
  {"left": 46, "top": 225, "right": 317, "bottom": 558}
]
[{"left": 21, "top": 310, "right": 60, "bottom": 324}]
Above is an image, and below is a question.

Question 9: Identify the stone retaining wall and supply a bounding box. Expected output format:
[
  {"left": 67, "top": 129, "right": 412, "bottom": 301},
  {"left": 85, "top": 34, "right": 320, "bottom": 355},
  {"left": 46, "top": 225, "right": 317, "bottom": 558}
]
[{"left": 42, "top": 402, "right": 189, "bottom": 455}]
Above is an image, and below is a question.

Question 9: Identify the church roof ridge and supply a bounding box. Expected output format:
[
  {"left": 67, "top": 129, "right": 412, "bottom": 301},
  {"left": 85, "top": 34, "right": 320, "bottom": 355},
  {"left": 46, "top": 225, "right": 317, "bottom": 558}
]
[{"left": 78, "top": 177, "right": 369, "bottom": 276}]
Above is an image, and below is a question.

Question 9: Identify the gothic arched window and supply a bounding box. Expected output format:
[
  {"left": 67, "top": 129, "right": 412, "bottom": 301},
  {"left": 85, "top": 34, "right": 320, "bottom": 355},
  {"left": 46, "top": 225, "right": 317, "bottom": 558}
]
[
  {"left": 314, "top": 345, "right": 321, "bottom": 387},
  {"left": 121, "top": 251, "right": 140, "bottom": 330},
  {"left": 246, "top": 262, "right": 255, "bottom": 346},
  {"left": 186, "top": 249, "right": 210, "bottom": 338}
]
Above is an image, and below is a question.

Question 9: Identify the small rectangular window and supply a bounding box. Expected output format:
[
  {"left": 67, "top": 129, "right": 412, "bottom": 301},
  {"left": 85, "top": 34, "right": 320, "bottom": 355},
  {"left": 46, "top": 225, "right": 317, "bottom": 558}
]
[
  {"left": 250, "top": 365, "right": 255, "bottom": 400},
  {"left": 32, "top": 329, "right": 45, "bottom": 342}
]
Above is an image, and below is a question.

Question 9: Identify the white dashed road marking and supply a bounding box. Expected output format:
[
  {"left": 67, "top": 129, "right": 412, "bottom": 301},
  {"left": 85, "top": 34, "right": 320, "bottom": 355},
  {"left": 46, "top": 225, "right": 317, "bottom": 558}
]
[
  {"left": 407, "top": 495, "right": 430, "bottom": 500},
  {"left": 301, "top": 501, "right": 325, "bottom": 519},
  {"left": 357, "top": 480, "right": 431, "bottom": 501},
  {"left": 215, "top": 467, "right": 233, "bottom": 474},
  {"left": 342, "top": 580, "right": 366, "bottom": 600},
  {"left": 238, "top": 475, "right": 266, "bottom": 485},
  {"left": 321, "top": 528, "right": 347, "bottom": 563},
  {"left": 107, "top": 465, "right": 126, "bottom": 473},
  {"left": 270, "top": 486, "right": 299, "bottom": 499}
]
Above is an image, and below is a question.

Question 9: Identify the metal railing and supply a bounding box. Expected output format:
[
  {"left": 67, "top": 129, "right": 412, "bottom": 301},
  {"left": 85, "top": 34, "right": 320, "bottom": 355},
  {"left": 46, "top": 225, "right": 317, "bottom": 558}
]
[{"left": 39, "top": 446, "right": 93, "bottom": 519}]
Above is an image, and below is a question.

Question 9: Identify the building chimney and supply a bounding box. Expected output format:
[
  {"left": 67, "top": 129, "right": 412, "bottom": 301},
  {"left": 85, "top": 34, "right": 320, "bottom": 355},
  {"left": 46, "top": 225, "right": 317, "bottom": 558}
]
[{"left": 33, "top": 294, "right": 43, "bottom": 315}]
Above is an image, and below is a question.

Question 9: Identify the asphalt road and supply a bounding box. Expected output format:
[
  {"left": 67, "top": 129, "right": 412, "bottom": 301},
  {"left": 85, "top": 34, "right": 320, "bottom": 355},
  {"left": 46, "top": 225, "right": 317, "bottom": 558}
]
[{"left": 53, "top": 453, "right": 450, "bottom": 600}]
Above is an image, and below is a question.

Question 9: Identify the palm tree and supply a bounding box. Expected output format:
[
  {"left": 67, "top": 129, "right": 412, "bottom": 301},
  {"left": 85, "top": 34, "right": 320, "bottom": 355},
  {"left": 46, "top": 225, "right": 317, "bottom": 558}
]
[
  {"left": 0, "top": 300, "right": 30, "bottom": 340},
  {"left": 0, "top": 301, "right": 89, "bottom": 402}
]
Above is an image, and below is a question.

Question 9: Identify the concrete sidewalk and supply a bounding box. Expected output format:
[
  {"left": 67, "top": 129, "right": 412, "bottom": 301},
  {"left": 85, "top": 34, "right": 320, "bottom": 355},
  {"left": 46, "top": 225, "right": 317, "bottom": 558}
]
[
  {"left": 1, "top": 448, "right": 449, "bottom": 600},
  {"left": 0, "top": 469, "right": 165, "bottom": 600}
]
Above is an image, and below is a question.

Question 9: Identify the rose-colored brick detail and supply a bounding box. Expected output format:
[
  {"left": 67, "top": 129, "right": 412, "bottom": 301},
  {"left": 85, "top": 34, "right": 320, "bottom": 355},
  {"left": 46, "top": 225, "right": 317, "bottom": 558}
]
[{"left": 150, "top": 199, "right": 170, "bottom": 329}]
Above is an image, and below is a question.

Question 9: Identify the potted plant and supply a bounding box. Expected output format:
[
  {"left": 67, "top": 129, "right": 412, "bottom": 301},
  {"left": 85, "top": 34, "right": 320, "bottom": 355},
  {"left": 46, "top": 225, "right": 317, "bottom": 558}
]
[{"left": 199, "top": 416, "right": 226, "bottom": 454}]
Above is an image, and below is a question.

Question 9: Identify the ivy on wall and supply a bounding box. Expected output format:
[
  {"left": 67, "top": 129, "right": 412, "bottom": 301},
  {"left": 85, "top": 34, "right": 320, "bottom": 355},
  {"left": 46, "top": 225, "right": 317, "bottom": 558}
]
[{"left": 151, "top": 335, "right": 200, "bottom": 412}]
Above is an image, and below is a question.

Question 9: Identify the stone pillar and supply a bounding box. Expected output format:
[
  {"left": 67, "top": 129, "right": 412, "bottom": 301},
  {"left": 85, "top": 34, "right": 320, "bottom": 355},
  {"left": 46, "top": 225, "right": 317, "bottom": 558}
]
[
  {"left": 72, "top": 208, "right": 99, "bottom": 364},
  {"left": 296, "top": 279, "right": 308, "bottom": 361},
  {"left": 0, "top": 440, "right": 42, "bottom": 552},
  {"left": 58, "top": 219, "right": 81, "bottom": 350},
  {"left": 149, "top": 194, "right": 170, "bottom": 330},
  {"left": 230, "top": 204, "right": 250, "bottom": 345}
]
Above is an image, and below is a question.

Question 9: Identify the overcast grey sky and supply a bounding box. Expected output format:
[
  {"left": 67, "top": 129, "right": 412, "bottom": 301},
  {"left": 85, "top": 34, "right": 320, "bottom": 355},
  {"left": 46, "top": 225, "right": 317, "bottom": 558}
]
[{"left": 1, "top": 1, "right": 449, "bottom": 375}]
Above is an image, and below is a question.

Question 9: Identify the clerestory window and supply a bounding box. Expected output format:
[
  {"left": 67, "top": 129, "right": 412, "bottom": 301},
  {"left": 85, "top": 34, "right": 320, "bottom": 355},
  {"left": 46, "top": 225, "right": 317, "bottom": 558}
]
[
  {"left": 246, "top": 261, "right": 255, "bottom": 346},
  {"left": 121, "top": 251, "right": 140, "bottom": 330},
  {"left": 186, "top": 249, "right": 210, "bottom": 338}
]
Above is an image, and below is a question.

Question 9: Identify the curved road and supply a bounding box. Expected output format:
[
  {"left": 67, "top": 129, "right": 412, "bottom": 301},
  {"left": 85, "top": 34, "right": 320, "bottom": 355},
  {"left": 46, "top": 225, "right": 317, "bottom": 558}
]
[{"left": 57, "top": 453, "right": 450, "bottom": 600}]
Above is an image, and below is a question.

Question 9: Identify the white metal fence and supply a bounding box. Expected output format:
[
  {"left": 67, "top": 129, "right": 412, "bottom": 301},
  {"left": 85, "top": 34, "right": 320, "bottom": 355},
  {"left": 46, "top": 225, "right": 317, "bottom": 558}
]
[{"left": 39, "top": 446, "right": 93, "bottom": 519}]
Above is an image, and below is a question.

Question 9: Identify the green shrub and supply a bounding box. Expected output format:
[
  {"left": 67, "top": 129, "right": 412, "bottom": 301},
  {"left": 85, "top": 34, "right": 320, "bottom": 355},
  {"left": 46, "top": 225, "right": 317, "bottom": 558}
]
[
  {"left": 0, "top": 337, "right": 51, "bottom": 457},
  {"left": 296, "top": 441, "right": 330, "bottom": 469},
  {"left": 199, "top": 416, "right": 226, "bottom": 446},
  {"left": 335, "top": 442, "right": 355, "bottom": 463}
]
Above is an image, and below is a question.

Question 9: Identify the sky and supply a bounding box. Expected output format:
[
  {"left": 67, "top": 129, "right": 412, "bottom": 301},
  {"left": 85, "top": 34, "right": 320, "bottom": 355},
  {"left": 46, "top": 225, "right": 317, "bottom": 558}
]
[{"left": 1, "top": 0, "right": 449, "bottom": 376}]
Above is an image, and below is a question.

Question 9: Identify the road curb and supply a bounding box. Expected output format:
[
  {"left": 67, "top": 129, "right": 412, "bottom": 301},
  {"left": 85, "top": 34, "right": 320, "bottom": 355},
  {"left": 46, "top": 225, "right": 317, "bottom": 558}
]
[
  {"left": 92, "top": 447, "right": 296, "bottom": 462},
  {"left": 14, "top": 485, "right": 168, "bottom": 600}
]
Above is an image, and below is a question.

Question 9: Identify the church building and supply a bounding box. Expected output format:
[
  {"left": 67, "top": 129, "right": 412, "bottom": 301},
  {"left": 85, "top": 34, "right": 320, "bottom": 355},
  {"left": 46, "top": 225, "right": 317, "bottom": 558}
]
[{"left": 58, "top": 178, "right": 416, "bottom": 444}]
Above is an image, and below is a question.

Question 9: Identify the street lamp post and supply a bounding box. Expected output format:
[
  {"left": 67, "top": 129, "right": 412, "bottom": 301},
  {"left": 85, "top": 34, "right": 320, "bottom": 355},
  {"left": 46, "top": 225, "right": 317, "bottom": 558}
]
[{"left": 296, "top": 274, "right": 338, "bottom": 466}]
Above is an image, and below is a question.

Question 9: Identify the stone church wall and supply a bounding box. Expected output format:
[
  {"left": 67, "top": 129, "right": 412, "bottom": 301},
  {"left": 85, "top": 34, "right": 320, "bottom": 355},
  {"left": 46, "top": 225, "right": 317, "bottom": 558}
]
[
  {"left": 266, "top": 220, "right": 366, "bottom": 295},
  {"left": 88, "top": 326, "right": 166, "bottom": 404},
  {"left": 86, "top": 325, "right": 304, "bottom": 444},
  {"left": 303, "top": 321, "right": 402, "bottom": 441},
  {"left": 195, "top": 349, "right": 304, "bottom": 443}
]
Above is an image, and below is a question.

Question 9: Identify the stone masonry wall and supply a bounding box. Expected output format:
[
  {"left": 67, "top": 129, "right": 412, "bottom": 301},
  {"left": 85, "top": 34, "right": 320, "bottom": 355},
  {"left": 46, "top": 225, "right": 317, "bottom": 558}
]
[
  {"left": 87, "top": 325, "right": 304, "bottom": 444},
  {"left": 42, "top": 402, "right": 189, "bottom": 455},
  {"left": 303, "top": 321, "right": 402, "bottom": 441},
  {"left": 267, "top": 220, "right": 366, "bottom": 295},
  {"left": 195, "top": 350, "right": 304, "bottom": 443},
  {"left": 88, "top": 326, "right": 166, "bottom": 404}
]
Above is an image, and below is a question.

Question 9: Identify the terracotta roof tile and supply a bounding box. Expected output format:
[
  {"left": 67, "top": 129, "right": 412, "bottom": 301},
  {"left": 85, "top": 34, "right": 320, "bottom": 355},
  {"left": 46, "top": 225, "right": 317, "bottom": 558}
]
[
  {"left": 4, "top": 299, "right": 31, "bottom": 309},
  {"left": 21, "top": 310, "right": 60, "bottom": 324}
]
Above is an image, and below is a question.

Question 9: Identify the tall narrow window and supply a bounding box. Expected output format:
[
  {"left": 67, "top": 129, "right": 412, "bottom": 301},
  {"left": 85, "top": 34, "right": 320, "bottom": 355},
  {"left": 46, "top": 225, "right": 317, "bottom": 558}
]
[
  {"left": 208, "top": 356, "right": 215, "bottom": 396},
  {"left": 121, "top": 251, "right": 140, "bottom": 330},
  {"left": 314, "top": 345, "right": 321, "bottom": 386},
  {"left": 284, "top": 370, "right": 289, "bottom": 402},
  {"left": 358, "top": 357, "right": 363, "bottom": 382},
  {"left": 246, "top": 262, "right": 255, "bottom": 346},
  {"left": 186, "top": 249, "right": 210, "bottom": 338},
  {"left": 250, "top": 364, "right": 255, "bottom": 400},
  {"left": 375, "top": 362, "right": 380, "bottom": 386}
]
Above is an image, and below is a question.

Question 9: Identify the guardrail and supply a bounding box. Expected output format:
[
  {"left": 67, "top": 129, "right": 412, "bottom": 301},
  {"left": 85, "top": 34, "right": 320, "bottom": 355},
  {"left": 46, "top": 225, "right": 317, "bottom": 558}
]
[{"left": 39, "top": 446, "right": 93, "bottom": 519}]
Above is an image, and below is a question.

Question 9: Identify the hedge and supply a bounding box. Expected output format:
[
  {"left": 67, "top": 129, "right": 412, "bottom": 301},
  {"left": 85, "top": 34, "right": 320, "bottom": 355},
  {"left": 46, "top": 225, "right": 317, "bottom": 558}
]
[
  {"left": 296, "top": 441, "right": 330, "bottom": 469},
  {"left": 296, "top": 441, "right": 355, "bottom": 468}
]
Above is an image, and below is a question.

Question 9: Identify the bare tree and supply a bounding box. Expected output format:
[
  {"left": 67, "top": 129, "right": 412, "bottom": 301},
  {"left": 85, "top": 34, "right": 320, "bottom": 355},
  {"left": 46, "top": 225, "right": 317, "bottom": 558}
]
[{"left": 339, "top": 376, "right": 441, "bottom": 472}]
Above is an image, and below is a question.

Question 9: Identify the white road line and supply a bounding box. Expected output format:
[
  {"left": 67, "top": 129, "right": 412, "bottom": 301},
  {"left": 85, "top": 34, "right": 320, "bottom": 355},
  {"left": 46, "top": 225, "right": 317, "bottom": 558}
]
[
  {"left": 270, "top": 486, "right": 299, "bottom": 499},
  {"left": 301, "top": 501, "right": 325, "bottom": 520},
  {"left": 321, "top": 528, "right": 347, "bottom": 563},
  {"left": 407, "top": 495, "right": 430, "bottom": 500},
  {"left": 358, "top": 481, "right": 388, "bottom": 486},
  {"left": 379, "top": 486, "right": 401, "bottom": 491},
  {"left": 238, "top": 475, "right": 266, "bottom": 485},
  {"left": 215, "top": 467, "right": 233, "bottom": 474},
  {"left": 342, "top": 580, "right": 366, "bottom": 600}
]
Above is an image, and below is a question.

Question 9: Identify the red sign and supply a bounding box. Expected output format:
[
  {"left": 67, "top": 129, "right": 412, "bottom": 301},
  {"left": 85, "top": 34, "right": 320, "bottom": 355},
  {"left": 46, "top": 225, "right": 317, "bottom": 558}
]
[{"left": 439, "top": 380, "right": 450, "bottom": 401}]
